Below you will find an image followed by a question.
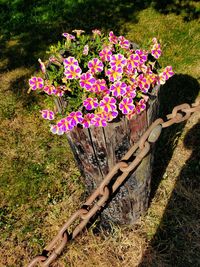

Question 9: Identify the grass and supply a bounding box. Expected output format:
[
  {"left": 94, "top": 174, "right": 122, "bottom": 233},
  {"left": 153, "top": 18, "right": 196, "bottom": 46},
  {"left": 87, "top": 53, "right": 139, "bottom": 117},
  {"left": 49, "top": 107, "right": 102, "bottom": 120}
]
[{"left": 0, "top": 1, "right": 200, "bottom": 266}]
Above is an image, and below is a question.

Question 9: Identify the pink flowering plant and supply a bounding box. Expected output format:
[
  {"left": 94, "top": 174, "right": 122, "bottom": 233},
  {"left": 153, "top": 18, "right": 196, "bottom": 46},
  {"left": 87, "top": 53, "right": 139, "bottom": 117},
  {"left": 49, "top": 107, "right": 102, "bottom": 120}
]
[{"left": 29, "top": 30, "right": 174, "bottom": 135}]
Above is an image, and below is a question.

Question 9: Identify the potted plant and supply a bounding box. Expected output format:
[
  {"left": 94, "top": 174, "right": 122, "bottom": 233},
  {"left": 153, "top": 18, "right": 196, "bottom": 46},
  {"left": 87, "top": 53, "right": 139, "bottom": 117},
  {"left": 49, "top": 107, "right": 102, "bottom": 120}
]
[{"left": 29, "top": 30, "right": 174, "bottom": 224}]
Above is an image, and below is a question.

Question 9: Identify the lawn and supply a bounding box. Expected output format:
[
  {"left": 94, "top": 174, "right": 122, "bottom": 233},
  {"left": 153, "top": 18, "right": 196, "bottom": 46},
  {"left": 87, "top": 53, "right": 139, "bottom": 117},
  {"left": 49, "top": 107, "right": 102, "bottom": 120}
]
[{"left": 0, "top": 1, "right": 200, "bottom": 266}]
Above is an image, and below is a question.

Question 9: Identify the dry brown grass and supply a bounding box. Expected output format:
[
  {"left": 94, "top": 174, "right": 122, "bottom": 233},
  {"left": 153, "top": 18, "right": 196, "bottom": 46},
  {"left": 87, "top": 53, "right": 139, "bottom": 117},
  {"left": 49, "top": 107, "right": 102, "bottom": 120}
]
[
  {"left": 2, "top": 112, "right": 197, "bottom": 267},
  {"left": 0, "top": 5, "right": 200, "bottom": 267}
]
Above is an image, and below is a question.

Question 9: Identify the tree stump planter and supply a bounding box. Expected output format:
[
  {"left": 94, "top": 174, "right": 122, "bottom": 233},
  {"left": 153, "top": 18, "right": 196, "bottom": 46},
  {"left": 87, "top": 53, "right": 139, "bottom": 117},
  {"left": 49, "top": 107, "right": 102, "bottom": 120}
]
[{"left": 57, "top": 86, "right": 159, "bottom": 225}]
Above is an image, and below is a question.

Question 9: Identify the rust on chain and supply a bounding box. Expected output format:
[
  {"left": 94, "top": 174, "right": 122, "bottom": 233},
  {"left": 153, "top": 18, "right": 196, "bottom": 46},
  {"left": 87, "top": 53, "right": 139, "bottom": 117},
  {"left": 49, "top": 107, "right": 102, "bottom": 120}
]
[
  {"left": 28, "top": 100, "right": 200, "bottom": 267},
  {"left": 98, "top": 161, "right": 128, "bottom": 195},
  {"left": 44, "top": 209, "right": 86, "bottom": 252},
  {"left": 80, "top": 187, "right": 110, "bottom": 221},
  {"left": 42, "top": 232, "right": 68, "bottom": 267},
  {"left": 193, "top": 99, "right": 200, "bottom": 107},
  {"left": 183, "top": 99, "right": 200, "bottom": 113},
  {"left": 162, "top": 113, "right": 183, "bottom": 128},
  {"left": 119, "top": 142, "right": 150, "bottom": 174},
  {"left": 28, "top": 256, "right": 47, "bottom": 267},
  {"left": 162, "top": 103, "right": 191, "bottom": 128},
  {"left": 170, "top": 103, "right": 191, "bottom": 118},
  {"left": 122, "top": 142, "right": 139, "bottom": 161}
]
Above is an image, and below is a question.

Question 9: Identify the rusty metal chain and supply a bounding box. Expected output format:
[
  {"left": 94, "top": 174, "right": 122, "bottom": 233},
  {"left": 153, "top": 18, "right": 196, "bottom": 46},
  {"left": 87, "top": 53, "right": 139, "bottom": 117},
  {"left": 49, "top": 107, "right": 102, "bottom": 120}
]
[{"left": 28, "top": 99, "right": 200, "bottom": 267}]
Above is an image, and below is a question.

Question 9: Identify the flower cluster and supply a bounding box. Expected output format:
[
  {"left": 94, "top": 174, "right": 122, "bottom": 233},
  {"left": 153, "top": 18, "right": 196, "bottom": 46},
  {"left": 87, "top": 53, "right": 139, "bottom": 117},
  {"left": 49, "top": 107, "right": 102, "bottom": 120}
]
[{"left": 29, "top": 31, "right": 174, "bottom": 135}]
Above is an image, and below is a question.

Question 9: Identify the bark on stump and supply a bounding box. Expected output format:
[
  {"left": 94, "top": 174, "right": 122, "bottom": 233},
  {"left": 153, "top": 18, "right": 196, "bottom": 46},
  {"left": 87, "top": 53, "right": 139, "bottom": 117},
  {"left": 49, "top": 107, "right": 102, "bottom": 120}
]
[{"left": 57, "top": 87, "right": 159, "bottom": 225}]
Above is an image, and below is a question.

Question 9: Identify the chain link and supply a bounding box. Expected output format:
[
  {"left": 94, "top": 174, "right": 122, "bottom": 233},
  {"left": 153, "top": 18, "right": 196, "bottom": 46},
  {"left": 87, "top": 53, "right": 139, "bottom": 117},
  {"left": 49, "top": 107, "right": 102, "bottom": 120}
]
[{"left": 28, "top": 99, "right": 200, "bottom": 267}]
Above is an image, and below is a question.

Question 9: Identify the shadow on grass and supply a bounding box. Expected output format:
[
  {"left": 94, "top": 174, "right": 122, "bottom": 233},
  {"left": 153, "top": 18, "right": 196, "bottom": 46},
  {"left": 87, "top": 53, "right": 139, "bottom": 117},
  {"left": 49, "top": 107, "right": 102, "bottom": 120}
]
[
  {"left": 0, "top": 0, "right": 144, "bottom": 71},
  {"left": 139, "top": 121, "right": 200, "bottom": 267},
  {"left": 153, "top": 0, "right": 200, "bottom": 22},
  {"left": 0, "top": 0, "right": 146, "bottom": 114},
  {"left": 96, "top": 74, "right": 199, "bottom": 228},
  {"left": 150, "top": 74, "right": 200, "bottom": 201},
  {"left": 0, "top": 0, "right": 199, "bottom": 72},
  {"left": 138, "top": 75, "right": 200, "bottom": 266},
  {"left": 0, "top": 1, "right": 199, "bottom": 110}
]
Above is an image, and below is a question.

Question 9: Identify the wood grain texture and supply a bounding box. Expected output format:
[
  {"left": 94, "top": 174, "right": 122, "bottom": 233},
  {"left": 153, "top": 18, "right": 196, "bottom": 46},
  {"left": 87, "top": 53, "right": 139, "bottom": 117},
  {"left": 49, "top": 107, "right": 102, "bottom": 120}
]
[{"left": 58, "top": 86, "right": 160, "bottom": 225}]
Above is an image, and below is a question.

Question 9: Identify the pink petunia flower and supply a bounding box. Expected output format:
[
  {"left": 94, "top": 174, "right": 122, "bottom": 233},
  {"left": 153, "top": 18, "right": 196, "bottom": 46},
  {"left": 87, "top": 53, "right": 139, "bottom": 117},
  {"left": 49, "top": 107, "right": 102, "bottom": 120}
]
[
  {"left": 118, "top": 36, "right": 130, "bottom": 49},
  {"left": 126, "top": 108, "right": 137, "bottom": 120},
  {"left": 79, "top": 72, "right": 96, "bottom": 91},
  {"left": 103, "top": 43, "right": 114, "bottom": 51},
  {"left": 50, "top": 125, "right": 64, "bottom": 135},
  {"left": 91, "top": 113, "right": 107, "bottom": 127},
  {"left": 109, "top": 54, "right": 127, "bottom": 69},
  {"left": 151, "top": 37, "right": 162, "bottom": 59},
  {"left": 29, "top": 76, "right": 44, "bottom": 90},
  {"left": 151, "top": 43, "right": 162, "bottom": 59},
  {"left": 137, "top": 74, "right": 151, "bottom": 93},
  {"left": 83, "top": 45, "right": 89, "bottom": 55},
  {"left": 110, "top": 81, "right": 127, "bottom": 97},
  {"left": 72, "top": 29, "right": 85, "bottom": 37},
  {"left": 63, "top": 57, "right": 79, "bottom": 68},
  {"left": 49, "top": 56, "right": 57, "bottom": 62},
  {"left": 152, "top": 37, "right": 158, "bottom": 44},
  {"left": 94, "top": 79, "right": 108, "bottom": 93},
  {"left": 81, "top": 113, "right": 95, "bottom": 128},
  {"left": 38, "top": 58, "right": 46, "bottom": 74},
  {"left": 124, "top": 66, "right": 138, "bottom": 79},
  {"left": 100, "top": 90, "right": 110, "bottom": 98},
  {"left": 41, "top": 110, "right": 55, "bottom": 120},
  {"left": 157, "top": 73, "right": 166, "bottom": 85},
  {"left": 99, "top": 48, "right": 112, "bottom": 62},
  {"left": 88, "top": 58, "right": 104, "bottom": 74},
  {"left": 136, "top": 99, "right": 146, "bottom": 114},
  {"left": 64, "top": 65, "right": 82, "bottom": 79},
  {"left": 163, "top": 66, "right": 174, "bottom": 80},
  {"left": 92, "top": 29, "right": 101, "bottom": 36},
  {"left": 104, "top": 110, "right": 118, "bottom": 122},
  {"left": 145, "top": 70, "right": 157, "bottom": 85},
  {"left": 106, "top": 66, "right": 123, "bottom": 82},
  {"left": 67, "top": 111, "right": 83, "bottom": 127},
  {"left": 132, "top": 79, "right": 139, "bottom": 90},
  {"left": 109, "top": 31, "right": 118, "bottom": 44},
  {"left": 96, "top": 111, "right": 107, "bottom": 119},
  {"left": 145, "top": 67, "right": 153, "bottom": 77},
  {"left": 157, "top": 66, "right": 174, "bottom": 85},
  {"left": 119, "top": 98, "right": 135, "bottom": 114},
  {"left": 137, "top": 63, "right": 148, "bottom": 73},
  {"left": 124, "top": 85, "right": 136, "bottom": 99},
  {"left": 62, "top": 33, "right": 75, "bottom": 40},
  {"left": 54, "top": 86, "right": 65, "bottom": 97},
  {"left": 57, "top": 117, "right": 74, "bottom": 132},
  {"left": 135, "top": 49, "right": 148, "bottom": 64},
  {"left": 43, "top": 85, "right": 57, "bottom": 95},
  {"left": 127, "top": 54, "right": 140, "bottom": 69},
  {"left": 141, "top": 94, "right": 149, "bottom": 103},
  {"left": 99, "top": 96, "right": 117, "bottom": 113},
  {"left": 83, "top": 97, "right": 99, "bottom": 110},
  {"left": 49, "top": 56, "right": 61, "bottom": 66},
  {"left": 129, "top": 77, "right": 138, "bottom": 87}
]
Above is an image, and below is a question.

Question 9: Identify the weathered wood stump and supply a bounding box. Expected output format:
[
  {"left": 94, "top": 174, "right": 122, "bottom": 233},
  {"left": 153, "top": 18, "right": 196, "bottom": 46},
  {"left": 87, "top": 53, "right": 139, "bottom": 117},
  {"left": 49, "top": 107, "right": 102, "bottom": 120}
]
[{"left": 61, "top": 86, "right": 160, "bottom": 225}]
